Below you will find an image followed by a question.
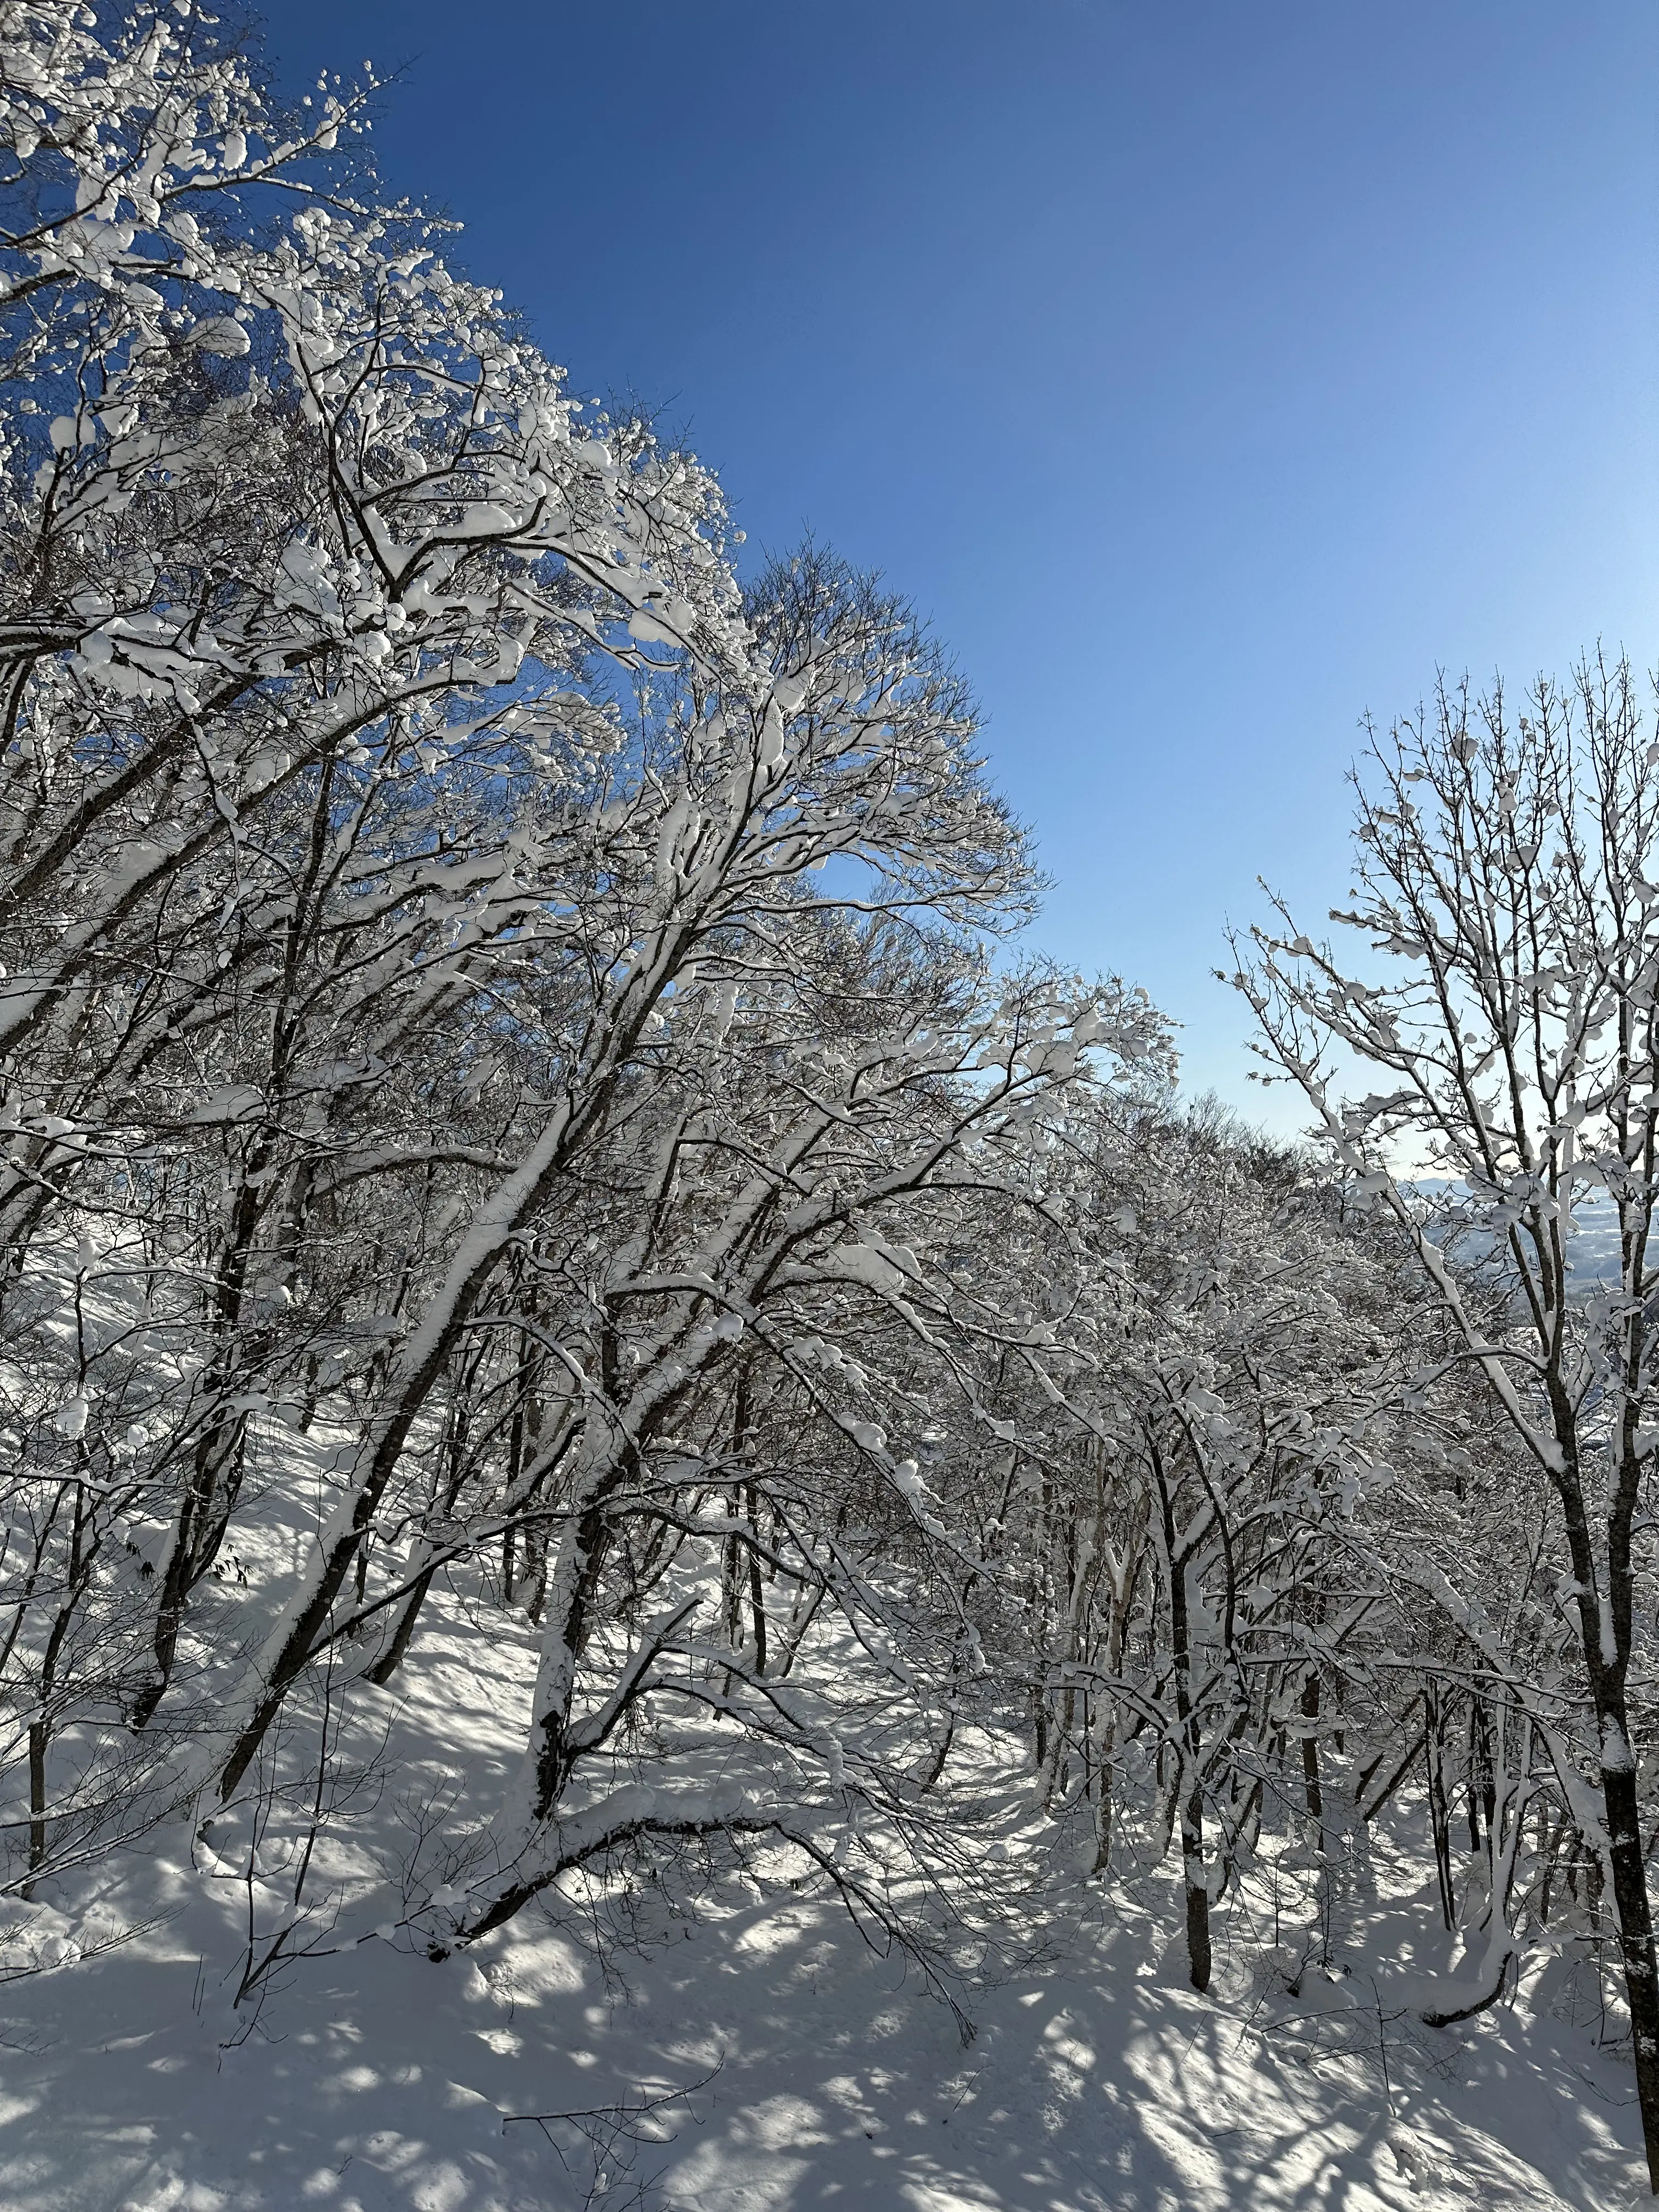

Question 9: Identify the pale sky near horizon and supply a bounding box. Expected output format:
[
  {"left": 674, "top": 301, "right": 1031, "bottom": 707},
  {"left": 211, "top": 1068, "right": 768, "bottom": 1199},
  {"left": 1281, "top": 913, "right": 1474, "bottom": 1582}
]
[{"left": 268, "top": 0, "right": 1659, "bottom": 1131}]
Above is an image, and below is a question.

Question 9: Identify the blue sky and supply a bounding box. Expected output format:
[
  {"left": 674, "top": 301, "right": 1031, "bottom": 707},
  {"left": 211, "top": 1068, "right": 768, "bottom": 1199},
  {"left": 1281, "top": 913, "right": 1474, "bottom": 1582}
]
[{"left": 269, "top": 1, "right": 1659, "bottom": 1126}]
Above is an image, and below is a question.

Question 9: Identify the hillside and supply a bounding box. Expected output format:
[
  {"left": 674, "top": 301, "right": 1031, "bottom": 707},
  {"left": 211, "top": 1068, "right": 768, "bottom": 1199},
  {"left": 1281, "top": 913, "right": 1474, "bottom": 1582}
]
[{"left": 0, "top": 1575, "right": 1643, "bottom": 2212}]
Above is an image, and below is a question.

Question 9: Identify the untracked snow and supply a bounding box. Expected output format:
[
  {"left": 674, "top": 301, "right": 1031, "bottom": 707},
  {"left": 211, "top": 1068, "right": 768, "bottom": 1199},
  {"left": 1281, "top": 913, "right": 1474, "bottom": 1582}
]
[{"left": 0, "top": 1587, "right": 1641, "bottom": 2212}]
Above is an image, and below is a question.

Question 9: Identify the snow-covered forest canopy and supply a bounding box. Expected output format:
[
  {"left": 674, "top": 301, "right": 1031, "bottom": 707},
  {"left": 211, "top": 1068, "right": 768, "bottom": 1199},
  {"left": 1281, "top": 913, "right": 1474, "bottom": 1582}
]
[{"left": 0, "top": 8, "right": 1656, "bottom": 2208}]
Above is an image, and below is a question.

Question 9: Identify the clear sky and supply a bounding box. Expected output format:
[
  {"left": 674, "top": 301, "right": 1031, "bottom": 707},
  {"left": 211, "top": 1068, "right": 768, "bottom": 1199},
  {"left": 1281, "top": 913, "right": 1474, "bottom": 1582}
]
[{"left": 267, "top": 1, "right": 1659, "bottom": 1126}]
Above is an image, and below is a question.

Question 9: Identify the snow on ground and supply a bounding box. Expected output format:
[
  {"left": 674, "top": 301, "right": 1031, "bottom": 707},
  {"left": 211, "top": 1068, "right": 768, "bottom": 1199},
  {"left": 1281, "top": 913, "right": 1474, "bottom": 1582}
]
[{"left": 0, "top": 1601, "right": 1645, "bottom": 2212}]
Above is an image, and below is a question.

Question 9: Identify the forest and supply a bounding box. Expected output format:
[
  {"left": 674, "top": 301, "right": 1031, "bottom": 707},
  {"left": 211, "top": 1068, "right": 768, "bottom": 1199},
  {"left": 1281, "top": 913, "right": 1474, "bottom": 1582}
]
[{"left": 0, "top": 8, "right": 1655, "bottom": 2207}]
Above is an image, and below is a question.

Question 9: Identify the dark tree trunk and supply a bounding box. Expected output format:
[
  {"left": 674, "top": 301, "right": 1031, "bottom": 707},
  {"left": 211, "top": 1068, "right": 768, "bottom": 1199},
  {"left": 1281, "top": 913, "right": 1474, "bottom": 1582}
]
[
  {"left": 1181, "top": 1781, "right": 1212, "bottom": 1993},
  {"left": 1300, "top": 1667, "right": 1324, "bottom": 1858}
]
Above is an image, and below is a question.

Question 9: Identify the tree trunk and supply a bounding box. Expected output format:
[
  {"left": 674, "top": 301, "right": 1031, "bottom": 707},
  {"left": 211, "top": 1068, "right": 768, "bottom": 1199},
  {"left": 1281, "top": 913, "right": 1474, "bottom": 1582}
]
[
  {"left": 366, "top": 1561, "right": 438, "bottom": 1686},
  {"left": 1425, "top": 1683, "right": 1455, "bottom": 1932},
  {"left": 1604, "top": 1750, "right": 1659, "bottom": 2191},
  {"left": 744, "top": 1480, "right": 767, "bottom": 1675},
  {"left": 1182, "top": 1781, "right": 1212, "bottom": 1992},
  {"left": 1300, "top": 1667, "right": 1324, "bottom": 1858}
]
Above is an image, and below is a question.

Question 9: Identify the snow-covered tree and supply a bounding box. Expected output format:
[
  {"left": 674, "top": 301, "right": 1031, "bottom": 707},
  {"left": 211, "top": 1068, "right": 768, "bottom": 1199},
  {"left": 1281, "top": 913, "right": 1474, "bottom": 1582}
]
[
  {"left": 0, "top": 8, "right": 1183, "bottom": 1997},
  {"left": 1233, "top": 661, "right": 1659, "bottom": 2186}
]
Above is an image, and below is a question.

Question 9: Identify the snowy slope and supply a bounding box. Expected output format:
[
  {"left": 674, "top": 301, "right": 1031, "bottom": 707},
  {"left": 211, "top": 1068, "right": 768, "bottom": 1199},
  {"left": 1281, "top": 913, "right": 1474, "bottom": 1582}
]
[{"left": 0, "top": 1596, "right": 1644, "bottom": 2212}]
